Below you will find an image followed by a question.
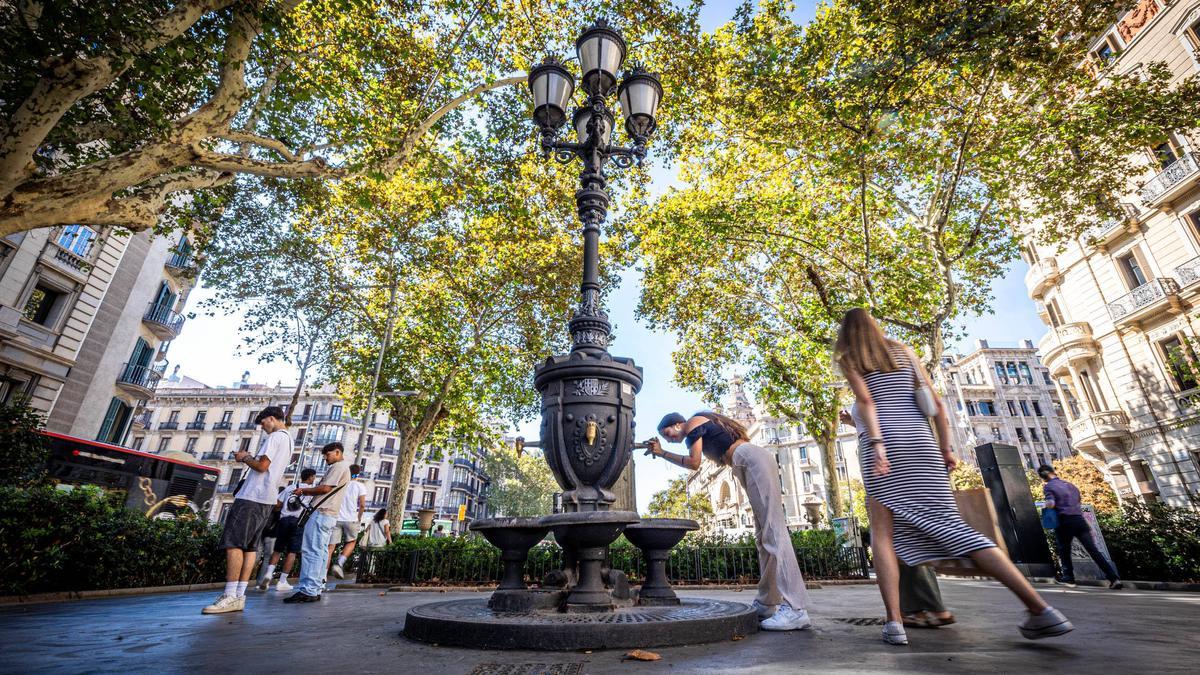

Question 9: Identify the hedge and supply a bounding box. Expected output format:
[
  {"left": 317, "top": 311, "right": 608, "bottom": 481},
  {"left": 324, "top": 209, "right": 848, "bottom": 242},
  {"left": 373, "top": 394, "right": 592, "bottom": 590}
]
[
  {"left": 1097, "top": 502, "right": 1200, "bottom": 583},
  {"left": 0, "top": 485, "right": 224, "bottom": 596}
]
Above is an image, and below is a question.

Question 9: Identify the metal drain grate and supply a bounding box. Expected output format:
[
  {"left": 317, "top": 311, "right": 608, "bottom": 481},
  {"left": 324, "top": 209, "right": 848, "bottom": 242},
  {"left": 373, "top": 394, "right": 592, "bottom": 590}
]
[
  {"left": 832, "top": 617, "right": 887, "bottom": 626},
  {"left": 468, "top": 664, "right": 585, "bottom": 675}
]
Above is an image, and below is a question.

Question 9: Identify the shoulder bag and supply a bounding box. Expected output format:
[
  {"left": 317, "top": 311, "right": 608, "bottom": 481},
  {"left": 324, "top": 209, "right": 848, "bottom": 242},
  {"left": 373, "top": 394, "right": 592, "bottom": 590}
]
[
  {"left": 296, "top": 482, "right": 348, "bottom": 530},
  {"left": 910, "top": 354, "right": 939, "bottom": 418}
]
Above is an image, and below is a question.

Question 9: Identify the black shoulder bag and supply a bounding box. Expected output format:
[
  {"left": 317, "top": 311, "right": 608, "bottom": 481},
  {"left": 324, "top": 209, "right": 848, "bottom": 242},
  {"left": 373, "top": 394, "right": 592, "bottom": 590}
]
[{"left": 296, "top": 482, "right": 348, "bottom": 530}]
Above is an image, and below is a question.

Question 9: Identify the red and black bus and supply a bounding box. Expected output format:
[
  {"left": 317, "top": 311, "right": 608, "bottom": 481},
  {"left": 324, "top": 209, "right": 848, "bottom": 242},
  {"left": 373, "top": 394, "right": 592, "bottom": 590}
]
[{"left": 42, "top": 431, "right": 219, "bottom": 520}]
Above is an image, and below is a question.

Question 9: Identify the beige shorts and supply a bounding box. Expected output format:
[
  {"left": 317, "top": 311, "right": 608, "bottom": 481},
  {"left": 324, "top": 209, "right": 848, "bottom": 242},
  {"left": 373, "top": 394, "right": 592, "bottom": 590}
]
[{"left": 335, "top": 521, "right": 360, "bottom": 544}]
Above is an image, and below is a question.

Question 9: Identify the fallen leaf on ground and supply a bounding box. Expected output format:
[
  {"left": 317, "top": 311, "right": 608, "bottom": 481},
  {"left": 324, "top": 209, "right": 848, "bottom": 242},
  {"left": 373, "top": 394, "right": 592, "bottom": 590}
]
[
  {"left": 624, "top": 650, "right": 662, "bottom": 661},
  {"left": 731, "top": 635, "right": 744, "bottom": 641}
]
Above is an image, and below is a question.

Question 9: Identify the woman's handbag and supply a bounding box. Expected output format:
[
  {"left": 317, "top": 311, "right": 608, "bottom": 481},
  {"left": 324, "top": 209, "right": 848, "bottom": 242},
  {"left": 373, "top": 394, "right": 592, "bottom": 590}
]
[{"left": 911, "top": 356, "right": 939, "bottom": 417}]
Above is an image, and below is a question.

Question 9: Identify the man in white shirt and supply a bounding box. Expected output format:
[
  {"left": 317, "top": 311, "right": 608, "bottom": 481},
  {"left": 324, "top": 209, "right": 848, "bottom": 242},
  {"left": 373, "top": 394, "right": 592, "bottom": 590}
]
[
  {"left": 203, "top": 406, "right": 292, "bottom": 615},
  {"left": 256, "top": 468, "right": 316, "bottom": 592},
  {"left": 329, "top": 464, "right": 366, "bottom": 579}
]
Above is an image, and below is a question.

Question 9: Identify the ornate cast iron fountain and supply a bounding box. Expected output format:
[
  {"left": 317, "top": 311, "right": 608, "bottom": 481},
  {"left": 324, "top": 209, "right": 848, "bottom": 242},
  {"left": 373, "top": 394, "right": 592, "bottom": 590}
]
[{"left": 402, "top": 20, "right": 756, "bottom": 650}]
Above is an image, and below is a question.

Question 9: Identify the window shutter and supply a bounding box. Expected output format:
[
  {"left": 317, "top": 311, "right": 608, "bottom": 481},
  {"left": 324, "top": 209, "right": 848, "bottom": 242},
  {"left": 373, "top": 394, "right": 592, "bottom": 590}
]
[{"left": 97, "top": 398, "right": 122, "bottom": 442}]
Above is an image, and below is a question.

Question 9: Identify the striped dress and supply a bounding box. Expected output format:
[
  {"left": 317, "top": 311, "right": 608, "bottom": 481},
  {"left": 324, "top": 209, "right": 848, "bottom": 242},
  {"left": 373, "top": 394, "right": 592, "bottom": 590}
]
[{"left": 852, "top": 345, "right": 995, "bottom": 566}]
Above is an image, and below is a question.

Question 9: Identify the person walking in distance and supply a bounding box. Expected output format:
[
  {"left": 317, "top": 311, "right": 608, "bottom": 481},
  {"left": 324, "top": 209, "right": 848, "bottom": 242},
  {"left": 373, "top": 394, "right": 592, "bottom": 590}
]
[
  {"left": 837, "top": 308, "right": 1072, "bottom": 645},
  {"left": 285, "top": 443, "right": 352, "bottom": 603},
  {"left": 1039, "top": 465, "right": 1122, "bottom": 589},
  {"left": 647, "top": 411, "right": 812, "bottom": 631},
  {"left": 203, "top": 406, "right": 292, "bottom": 615},
  {"left": 364, "top": 508, "right": 393, "bottom": 548},
  {"left": 257, "top": 468, "right": 316, "bottom": 591},
  {"left": 329, "top": 464, "right": 366, "bottom": 579}
]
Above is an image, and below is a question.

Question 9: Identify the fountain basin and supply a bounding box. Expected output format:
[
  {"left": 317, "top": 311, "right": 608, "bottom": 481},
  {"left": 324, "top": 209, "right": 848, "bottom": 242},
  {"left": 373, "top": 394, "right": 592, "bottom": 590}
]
[
  {"left": 470, "top": 517, "right": 550, "bottom": 591},
  {"left": 624, "top": 518, "right": 699, "bottom": 606},
  {"left": 543, "top": 510, "right": 639, "bottom": 612}
]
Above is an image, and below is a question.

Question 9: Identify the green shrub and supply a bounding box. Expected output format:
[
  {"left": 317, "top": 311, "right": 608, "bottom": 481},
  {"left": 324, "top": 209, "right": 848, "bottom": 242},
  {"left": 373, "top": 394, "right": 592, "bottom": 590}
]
[
  {"left": 1098, "top": 502, "right": 1200, "bottom": 583},
  {"left": 0, "top": 485, "right": 224, "bottom": 595}
]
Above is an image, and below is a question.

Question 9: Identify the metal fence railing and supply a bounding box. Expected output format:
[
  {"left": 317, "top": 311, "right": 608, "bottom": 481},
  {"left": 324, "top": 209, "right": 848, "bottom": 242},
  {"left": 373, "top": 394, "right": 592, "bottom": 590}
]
[{"left": 356, "top": 544, "right": 869, "bottom": 585}]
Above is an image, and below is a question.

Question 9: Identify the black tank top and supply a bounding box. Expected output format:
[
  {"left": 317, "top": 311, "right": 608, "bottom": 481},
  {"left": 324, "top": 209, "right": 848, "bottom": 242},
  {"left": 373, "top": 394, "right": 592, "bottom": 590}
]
[{"left": 686, "top": 419, "right": 736, "bottom": 462}]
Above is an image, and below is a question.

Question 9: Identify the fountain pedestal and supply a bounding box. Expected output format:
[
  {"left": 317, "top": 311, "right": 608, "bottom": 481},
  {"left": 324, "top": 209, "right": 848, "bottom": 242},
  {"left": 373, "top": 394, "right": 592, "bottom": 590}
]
[{"left": 624, "top": 518, "right": 698, "bottom": 606}]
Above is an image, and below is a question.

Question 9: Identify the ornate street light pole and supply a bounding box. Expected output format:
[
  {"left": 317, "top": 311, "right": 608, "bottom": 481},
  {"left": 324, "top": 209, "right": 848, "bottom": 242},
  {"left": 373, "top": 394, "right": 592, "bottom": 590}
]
[{"left": 525, "top": 20, "right": 663, "bottom": 513}]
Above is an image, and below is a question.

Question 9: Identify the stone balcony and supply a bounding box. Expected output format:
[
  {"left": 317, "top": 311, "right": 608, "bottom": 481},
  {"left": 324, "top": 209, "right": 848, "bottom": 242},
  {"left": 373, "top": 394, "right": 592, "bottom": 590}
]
[
  {"left": 116, "top": 363, "right": 163, "bottom": 399},
  {"left": 1140, "top": 152, "right": 1200, "bottom": 209},
  {"left": 1083, "top": 204, "right": 1140, "bottom": 250},
  {"left": 1024, "top": 258, "right": 1061, "bottom": 299},
  {"left": 1106, "top": 277, "right": 1182, "bottom": 327},
  {"left": 142, "top": 303, "right": 185, "bottom": 340},
  {"left": 1038, "top": 322, "right": 1100, "bottom": 376},
  {"left": 1175, "top": 255, "right": 1200, "bottom": 293},
  {"left": 1067, "top": 410, "right": 1131, "bottom": 453}
]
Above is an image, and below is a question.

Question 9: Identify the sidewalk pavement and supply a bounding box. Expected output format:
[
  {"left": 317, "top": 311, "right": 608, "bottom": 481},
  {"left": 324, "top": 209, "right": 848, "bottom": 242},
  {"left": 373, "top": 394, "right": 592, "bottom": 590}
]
[{"left": 1, "top": 578, "right": 1197, "bottom": 674}]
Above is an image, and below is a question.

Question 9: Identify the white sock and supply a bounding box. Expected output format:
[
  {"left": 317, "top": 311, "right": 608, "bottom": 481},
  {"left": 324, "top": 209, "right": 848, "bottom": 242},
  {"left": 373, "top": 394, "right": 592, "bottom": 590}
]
[
  {"left": 224, "top": 581, "right": 238, "bottom": 596},
  {"left": 264, "top": 564, "right": 276, "bottom": 580},
  {"left": 337, "top": 555, "right": 347, "bottom": 566},
  {"left": 235, "top": 581, "right": 248, "bottom": 597},
  {"left": 279, "top": 573, "right": 289, "bottom": 584}
]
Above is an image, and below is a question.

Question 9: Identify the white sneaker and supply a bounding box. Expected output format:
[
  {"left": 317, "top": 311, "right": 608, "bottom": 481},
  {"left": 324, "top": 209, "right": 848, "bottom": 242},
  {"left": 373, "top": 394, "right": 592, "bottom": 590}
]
[
  {"left": 331, "top": 564, "right": 345, "bottom": 579},
  {"left": 751, "top": 599, "right": 778, "bottom": 619},
  {"left": 201, "top": 594, "right": 245, "bottom": 615},
  {"left": 256, "top": 577, "right": 270, "bottom": 591},
  {"left": 760, "top": 604, "right": 812, "bottom": 631},
  {"left": 882, "top": 620, "right": 908, "bottom": 645},
  {"left": 1019, "top": 607, "right": 1074, "bottom": 640},
  {"left": 275, "top": 578, "right": 293, "bottom": 592}
]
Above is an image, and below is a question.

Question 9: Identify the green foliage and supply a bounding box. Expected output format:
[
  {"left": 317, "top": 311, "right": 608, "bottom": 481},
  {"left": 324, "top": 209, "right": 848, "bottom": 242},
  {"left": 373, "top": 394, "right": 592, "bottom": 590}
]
[
  {"left": 647, "top": 476, "right": 714, "bottom": 528},
  {"left": 1098, "top": 502, "right": 1200, "bottom": 584},
  {"left": 481, "top": 444, "right": 560, "bottom": 517},
  {"left": 0, "top": 486, "right": 223, "bottom": 596},
  {"left": 0, "top": 399, "right": 49, "bottom": 488}
]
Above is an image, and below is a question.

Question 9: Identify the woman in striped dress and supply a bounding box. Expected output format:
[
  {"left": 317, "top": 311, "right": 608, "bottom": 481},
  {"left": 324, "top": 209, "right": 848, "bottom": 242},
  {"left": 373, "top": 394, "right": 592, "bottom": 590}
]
[{"left": 836, "top": 308, "right": 1072, "bottom": 645}]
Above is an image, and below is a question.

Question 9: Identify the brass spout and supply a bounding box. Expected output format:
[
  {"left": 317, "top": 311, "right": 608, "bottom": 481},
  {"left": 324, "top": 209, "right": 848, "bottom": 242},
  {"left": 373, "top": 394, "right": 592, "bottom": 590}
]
[{"left": 585, "top": 420, "right": 597, "bottom": 445}]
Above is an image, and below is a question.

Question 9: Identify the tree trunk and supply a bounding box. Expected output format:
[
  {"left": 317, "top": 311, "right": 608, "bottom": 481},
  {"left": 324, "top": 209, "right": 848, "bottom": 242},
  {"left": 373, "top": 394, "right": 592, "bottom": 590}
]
[
  {"left": 816, "top": 427, "right": 844, "bottom": 518},
  {"left": 285, "top": 336, "right": 317, "bottom": 427}
]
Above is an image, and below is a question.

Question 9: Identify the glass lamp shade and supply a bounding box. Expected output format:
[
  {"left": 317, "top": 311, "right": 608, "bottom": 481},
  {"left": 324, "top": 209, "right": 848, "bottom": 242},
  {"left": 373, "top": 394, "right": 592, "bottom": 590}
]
[
  {"left": 575, "top": 19, "right": 627, "bottom": 95},
  {"left": 618, "top": 69, "right": 663, "bottom": 140},
  {"left": 528, "top": 60, "right": 575, "bottom": 131},
  {"left": 573, "top": 106, "right": 614, "bottom": 147}
]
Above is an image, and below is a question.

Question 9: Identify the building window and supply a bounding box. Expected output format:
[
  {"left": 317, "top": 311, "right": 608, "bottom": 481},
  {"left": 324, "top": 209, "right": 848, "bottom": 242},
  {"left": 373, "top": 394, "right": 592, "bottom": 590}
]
[
  {"left": 1019, "top": 363, "right": 1033, "bottom": 384},
  {"left": 96, "top": 397, "right": 132, "bottom": 445},
  {"left": 1047, "top": 299, "right": 1065, "bottom": 328},
  {"left": 221, "top": 410, "right": 234, "bottom": 423},
  {"left": 330, "top": 405, "right": 343, "bottom": 420},
  {"left": 995, "top": 363, "right": 1008, "bottom": 384},
  {"left": 427, "top": 467, "right": 439, "bottom": 481},
  {"left": 967, "top": 401, "right": 978, "bottom": 416},
  {"left": 194, "top": 410, "right": 207, "bottom": 423},
  {"left": 1042, "top": 427, "right": 1051, "bottom": 443},
  {"left": 1118, "top": 252, "right": 1148, "bottom": 288},
  {"left": 1042, "top": 370, "right": 1053, "bottom": 385},
  {"left": 380, "top": 461, "right": 393, "bottom": 475},
  {"left": 373, "top": 486, "right": 389, "bottom": 503},
  {"left": 132, "top": 437, "right": 144, "bottom": 450},
  {"left": 1006, "top": 362, "right": 1020, "bottom": 381},
  {"left": 1029, "top": 428, "right": 1040, "bottom": 442},
  {"left": 1015, "top": 428, "right": 1026, "bottom": 442},
  {"left": 1160, "top": 336, "right": 1199, "bottom": 391},
  {"left": 422, "top": 491, "right": 436, "bottom": 507},
  {"left": 1020, "top": 400, "right": 1032, "bottom": 416},
  {"left": 239, "top": 438, "right": 251, "bottom": 452},
  {"left": 802, "top": 471, "right": 813, "bottom": 491},
  {"left": 1151, "top": 140, "right": 1180, "bottom": 169},
  {"left": 797, "top": 446, "right": 808, "bottom": 462},
  {"left": 1032, "top": 400, "right": 1044, "bottom": 416},
  {"left": 157, "top": 437, "right": 171, "bottom": 452},
  {"left": 22, "top": 282, "right": 66, "bottom": 326},
  {"left": 184, "top": 437, "right": 198, "bottom": 453},
  {"left": 56, "top": 225, "right": 97, "bottom": 256},
  {"left": 168, "top": 410, "right": 180, "bottom": 423},
  {"left": 212, "top": 437, "right": 225, "bottom": 453},
  {"left": 1092, "top": 36, "right": 1118, "bottom": 66},
  {"left": 837, "top": 466, "right": 848, "bottom": 481},
  {"left": 978, "top": 400, "right": 997, "bottom": 416},
  {"left": 1007, "top": 400, "right": 1017, "bottom": 416}
]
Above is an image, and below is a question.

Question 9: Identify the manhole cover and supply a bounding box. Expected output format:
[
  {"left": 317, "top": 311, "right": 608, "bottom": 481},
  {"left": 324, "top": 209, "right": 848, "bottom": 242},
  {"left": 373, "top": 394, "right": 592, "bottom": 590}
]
[
  {"left": 468, "top": 664, "right": 585, "bottom": 675},
  {"left": 832, "top": 617, "right": 886, "bottom": 626}
]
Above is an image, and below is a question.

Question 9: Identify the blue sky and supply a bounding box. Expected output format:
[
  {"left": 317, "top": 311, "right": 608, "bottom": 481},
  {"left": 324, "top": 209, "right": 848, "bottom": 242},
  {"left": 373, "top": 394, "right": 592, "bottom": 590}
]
[{"left": 170, "top": 0, "right": 1049, "bottom": 511}]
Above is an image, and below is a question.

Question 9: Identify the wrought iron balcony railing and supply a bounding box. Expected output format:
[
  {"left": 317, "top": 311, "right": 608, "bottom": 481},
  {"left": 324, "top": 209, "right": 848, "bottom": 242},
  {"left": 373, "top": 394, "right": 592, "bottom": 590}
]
[
  {"left": 1106, "top": 278, "right": 1179, "bottom": 322},
  {"left": 1140, "top": 152, "right": 1200, "bottom": 206}
]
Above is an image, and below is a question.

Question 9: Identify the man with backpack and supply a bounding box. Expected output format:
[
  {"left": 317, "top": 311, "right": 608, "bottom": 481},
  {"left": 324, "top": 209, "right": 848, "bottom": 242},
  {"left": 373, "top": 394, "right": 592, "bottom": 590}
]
[
  {"left": 203, "top": 406, "right": 291, "bottom": 615},
  {"left": 257, "top": 468, "right": 316, "bottom": 591},
  {"left": 285, "top": 443, "right": 352, "bottom": 603}
]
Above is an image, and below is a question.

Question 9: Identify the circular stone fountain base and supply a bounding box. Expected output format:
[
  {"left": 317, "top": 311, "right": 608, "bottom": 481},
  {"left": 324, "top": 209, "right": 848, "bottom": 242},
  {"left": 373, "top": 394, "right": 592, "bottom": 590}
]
[{"left": 403, "top": 598, "right": 758, "bottom": 650}]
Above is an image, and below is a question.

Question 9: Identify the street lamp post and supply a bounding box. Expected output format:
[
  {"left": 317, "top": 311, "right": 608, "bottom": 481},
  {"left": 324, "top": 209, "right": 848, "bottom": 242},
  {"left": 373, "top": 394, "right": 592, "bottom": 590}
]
[{"left": 524, "top": 19, "right": 663, "bottom": 513}]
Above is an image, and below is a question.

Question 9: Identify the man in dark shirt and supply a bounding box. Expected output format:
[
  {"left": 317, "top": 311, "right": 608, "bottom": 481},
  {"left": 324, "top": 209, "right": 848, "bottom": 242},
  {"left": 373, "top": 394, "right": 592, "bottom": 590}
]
[{"left": 1038, "top": 465, "right": 1122, "bottom": 589}]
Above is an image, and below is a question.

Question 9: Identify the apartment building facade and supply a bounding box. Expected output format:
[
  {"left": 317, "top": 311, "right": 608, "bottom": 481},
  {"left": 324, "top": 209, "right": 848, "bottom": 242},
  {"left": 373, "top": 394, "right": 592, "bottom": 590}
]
[
  {"left": 937, "top": 340, "right": 1075, "bottom": 469},
  {"left": 1023, "top": 0, "right": 1200, "bottom": 505},
  {"left": 684, "top": 378, "right": 864, "bottom": 536},
  {"left": 134, "top": 376, "right": 491, "bottom": 531},
  {"left": 0, "top": 225, "right": 196, "bottom": 444}
]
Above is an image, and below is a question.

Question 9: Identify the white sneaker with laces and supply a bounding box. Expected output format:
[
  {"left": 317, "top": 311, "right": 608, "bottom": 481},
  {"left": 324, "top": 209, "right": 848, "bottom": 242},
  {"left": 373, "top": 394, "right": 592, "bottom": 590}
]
[
  {"left": 760, "top": 604, "right": 812, "bottom": 631},
  {"left": 201, "top": 594, "right": 245, "bottom": 615},
  {"left": 751, "top": 599, "right": 778, "bottom": 620},
  {"left": 331, "top": 564, "right": 345, "bottom": 579},
  {"left": 1019, "top": 607, "right": 1074, "bottom": 640},
  {"left": 275, "top": 578, "right": 293, "bottom": 592}
]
